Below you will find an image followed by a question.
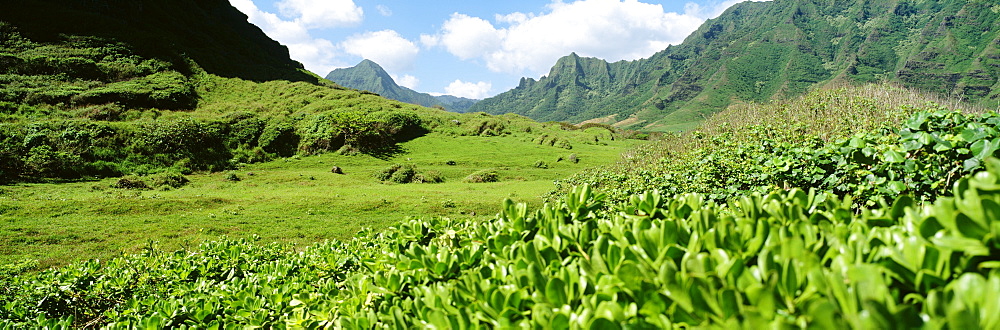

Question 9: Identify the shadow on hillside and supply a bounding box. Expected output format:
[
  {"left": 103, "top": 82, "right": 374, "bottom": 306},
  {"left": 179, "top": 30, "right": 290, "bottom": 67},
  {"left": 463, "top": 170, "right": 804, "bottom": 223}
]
[
  {"left": 365, "top": 144, "right": 407, "bottom": 161},
  {"left": 4, "top": 0, "right": 319, "bottom": 84}
]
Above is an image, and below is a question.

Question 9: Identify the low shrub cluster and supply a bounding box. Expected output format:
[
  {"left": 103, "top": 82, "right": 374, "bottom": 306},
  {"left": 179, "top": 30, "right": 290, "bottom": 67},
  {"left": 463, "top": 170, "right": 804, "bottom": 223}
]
[
  {"left": 4, "top": 160, "right": 1000, "bottom": 327},
  {"left": 463, "top": 169, "right": 499, "bottom": 183},
  {"left": 374, "top": 164, "right": 444, "bottom": 184},
  {"left": 534, "top": 134, "right": 573, "bottom": 149},
  {"left": 561, "top": 86, "right": 997, "bottom": 207},
  {"left": 110, "top": 172, "right": 189, "bottom": 190}
]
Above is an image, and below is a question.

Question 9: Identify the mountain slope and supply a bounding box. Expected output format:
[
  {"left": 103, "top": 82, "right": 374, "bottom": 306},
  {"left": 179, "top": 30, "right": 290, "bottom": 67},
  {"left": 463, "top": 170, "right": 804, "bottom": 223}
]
[
  {"left": 2, "top": 0, "right": 316, "bottom": 83},
  {"left": 325, "top": 60, "right": 478, "bottom": 112},
  {"left": 470, "top": 0, "right": 1000, "bottom": 131}
]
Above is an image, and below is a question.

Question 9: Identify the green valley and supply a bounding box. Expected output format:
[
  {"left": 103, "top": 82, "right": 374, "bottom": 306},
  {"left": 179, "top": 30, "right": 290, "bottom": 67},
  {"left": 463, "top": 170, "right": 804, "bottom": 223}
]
[
  {"left": 0, "top": 130, "right": 636, "bottom": 269},
  {"left": 3, "top": 0, "right": 1000, "bottom": 328}
]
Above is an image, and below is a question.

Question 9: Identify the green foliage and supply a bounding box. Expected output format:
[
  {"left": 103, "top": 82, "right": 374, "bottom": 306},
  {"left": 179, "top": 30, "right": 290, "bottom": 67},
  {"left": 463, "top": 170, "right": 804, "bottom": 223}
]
[
  {"left": 463, "top": 169, "right": 499, "bottom": 183},
  {"left": 6, "top": 161, "right": 1000, "bottom": 327},
  {"left": 111, "top": 175, "right": 149, "bottom": 190},
  {"left": 223, "top": 172, "right": 241, "bottom": 182},
  {"left": 413, "top": 170, "right": 445, "bottom": 184},
  {"left": 147, "top": 172, "right": 189, "bottom": 189},
  {"left": 563, "top": 85, "right": 992, "bottom": 205},
  {"left": 567, "top": 153, "right": 579, "bottom": 163},
  {"left": 374, "top": 164, "right": 442, "bottom": 184}
]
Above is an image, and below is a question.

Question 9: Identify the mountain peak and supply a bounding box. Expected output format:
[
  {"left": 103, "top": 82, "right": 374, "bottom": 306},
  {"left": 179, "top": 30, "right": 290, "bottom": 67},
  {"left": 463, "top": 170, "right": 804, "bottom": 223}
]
[
  {"left": 325, "top": 60, "right": 479, "bottom": 112},
  {"left": 356, "top": 59, "right": 385, "bottom": 71}
]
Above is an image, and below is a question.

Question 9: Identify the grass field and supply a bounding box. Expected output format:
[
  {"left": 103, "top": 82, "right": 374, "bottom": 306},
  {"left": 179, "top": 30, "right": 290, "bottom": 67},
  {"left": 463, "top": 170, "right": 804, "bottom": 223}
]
[{"left": 0, "top": 132, "right": 639, "bottom": 269}]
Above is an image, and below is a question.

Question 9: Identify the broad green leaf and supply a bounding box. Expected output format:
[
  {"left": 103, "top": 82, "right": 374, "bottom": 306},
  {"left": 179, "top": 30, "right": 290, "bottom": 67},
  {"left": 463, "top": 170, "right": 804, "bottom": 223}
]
[
  {"left": 883, "top": 150, "right": 906, "bottom": 163},
  {"left": 971, "top": 139, "right": 1000, "bottom": 160},
  {"left": 545, "top": 278, "right": 568, "bottom": 306}
]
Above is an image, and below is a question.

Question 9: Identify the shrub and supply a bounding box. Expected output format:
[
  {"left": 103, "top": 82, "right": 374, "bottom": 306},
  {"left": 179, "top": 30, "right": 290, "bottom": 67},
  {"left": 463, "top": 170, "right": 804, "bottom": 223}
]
[
  {"left": 111, "top": 175, "right": 148, "bottom": 189},
  {"left": 463, "top": 169, "right": 499, "bottom": 183},
  {"left": 473, "top": 118, "right": 507, "bottom": 136},
  {"left": 413, "top": 170, "right": 444, "bottom": 183},
  {"left": 335, "top": 144, "right": 360, "bottom": 156},
  {"left": 555, "top": 139, "right": 573, "bottom": 149},
  {"left": 258, "top": 120, "right": 298, "bottom": 157},
  {"left": 223, "top": 172, "right": 241, "bottom": 182},
  {"left": 374, "top": 164, "right": 404, "bottom": 181},
  {"left": 147, "top": 172, "right": 189, "bottom": 189},
  {"left": 388, "top": 166, "right": 416, "bottom": 184},
  {"left": 375, "top": 164, "right": 440, "bottom": 184},
  {"left": 567, "top": 153, "right": 579, "bottom": 163}
]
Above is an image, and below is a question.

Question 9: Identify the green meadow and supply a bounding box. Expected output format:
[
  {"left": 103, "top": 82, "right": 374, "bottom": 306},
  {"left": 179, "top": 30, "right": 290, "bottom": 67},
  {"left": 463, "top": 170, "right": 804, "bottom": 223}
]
[{"left": 0, "top": 132, "right": 638, "bottom": 268}]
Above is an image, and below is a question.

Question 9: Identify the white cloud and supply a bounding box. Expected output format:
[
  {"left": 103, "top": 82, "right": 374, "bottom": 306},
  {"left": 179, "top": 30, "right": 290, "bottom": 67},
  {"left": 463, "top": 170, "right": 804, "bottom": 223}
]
[
  {"left": 424, "top": 0, "right": 709, "bottom": 76},
  {"left": 340, "top": 30, "right": 420, "bottom": 72},
  {"left": 376, "top": 4, "right": 393, "bottom": 17},
  {"left": 443, "top": 80, "right": 492, "bottom": 99},
  {"left": 393, "top": 74, "right": 420, "bottom": 90},
  {"left": 276, "top": 0, "right": 363, "bottom": 28},
  {"left": 424, "top": 14, "right": 504, "bottom": 61}
]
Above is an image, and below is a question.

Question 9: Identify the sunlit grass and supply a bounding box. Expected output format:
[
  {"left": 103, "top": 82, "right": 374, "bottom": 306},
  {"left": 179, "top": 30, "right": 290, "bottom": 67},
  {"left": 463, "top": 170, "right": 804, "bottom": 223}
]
[{"left": 0, "top": 132, "right": 639, "bottom": 269}]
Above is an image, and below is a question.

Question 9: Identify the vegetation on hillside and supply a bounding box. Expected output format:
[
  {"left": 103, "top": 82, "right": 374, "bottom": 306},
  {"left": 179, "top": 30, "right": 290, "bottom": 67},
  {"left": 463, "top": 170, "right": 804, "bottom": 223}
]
[
  {"left": 4, "top": 161, "right": 1000, "bottom": 327},
  {"left": 561, "top": 84, "right": 997, "bottom": 206},
  {"left": 4, "top": 0, "right": 1000, "bottom": 328},
  {"left": 0, "top": 11, "right": 636, "bottom": 185},
  {"left": 471, "top": 0, "right": 1000, "bottom": 131}
]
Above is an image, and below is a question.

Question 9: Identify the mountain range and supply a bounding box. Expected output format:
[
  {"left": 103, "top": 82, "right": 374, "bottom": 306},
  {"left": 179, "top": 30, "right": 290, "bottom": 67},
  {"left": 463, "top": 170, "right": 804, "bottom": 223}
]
[
  {"left": 468, "top": 0, "right": 1000, "bottom": 131},
  {"left": 325, "top": 60, "right": 479, "bottom": 112}
]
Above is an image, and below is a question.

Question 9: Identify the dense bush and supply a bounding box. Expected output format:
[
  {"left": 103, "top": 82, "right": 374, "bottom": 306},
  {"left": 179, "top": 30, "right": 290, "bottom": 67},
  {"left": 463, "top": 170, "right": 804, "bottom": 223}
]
[
  {"left": 111, "top": 175, "right": 149, "bottom": 190},
  {"left": 412, "top": 170, "right": 445, "bottom": 184},
  {"left": 147, "top": 172, "right": 189, "bottom": 189},
  {"left": 375, "top": 164, "right": 442, "bottom": 184},
  {"left": 463, "top": 169, "right": 500, "bottom": 183},
  {"left": 561, "top": 85, "right": 995, "bottom": 207}
]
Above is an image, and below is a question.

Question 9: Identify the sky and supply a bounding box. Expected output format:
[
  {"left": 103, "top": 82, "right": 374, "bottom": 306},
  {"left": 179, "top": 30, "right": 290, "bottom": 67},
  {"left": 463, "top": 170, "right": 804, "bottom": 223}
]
[{"left": 229, "top": 0, "right": 758, "bottom": 99}]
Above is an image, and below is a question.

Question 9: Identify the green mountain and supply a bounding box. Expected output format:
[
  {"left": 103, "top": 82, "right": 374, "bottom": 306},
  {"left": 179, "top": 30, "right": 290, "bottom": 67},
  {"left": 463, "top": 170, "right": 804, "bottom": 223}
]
[
  {"left": 0, "top": 0, "right": 430, "bottom": 182},
  {"left": 325, "top": 60, "right": 478, "bottom": 112},
  {"left": 470, "top": 0, "right": 1000, "bottom": 131}
]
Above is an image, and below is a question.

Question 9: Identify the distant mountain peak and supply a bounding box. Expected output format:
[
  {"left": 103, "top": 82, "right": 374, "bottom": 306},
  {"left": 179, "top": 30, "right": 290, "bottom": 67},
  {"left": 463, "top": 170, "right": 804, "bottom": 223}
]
[
  {"left": 325, "top": 60, "right": 479, "bottom": 112},
  {"left": 355, "top": 59, "right": 387, "bottom": 72}
]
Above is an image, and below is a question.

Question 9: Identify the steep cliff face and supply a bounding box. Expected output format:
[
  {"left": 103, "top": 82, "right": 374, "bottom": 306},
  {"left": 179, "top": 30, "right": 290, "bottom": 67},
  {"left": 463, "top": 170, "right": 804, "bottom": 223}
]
[
  {"left": 2, "top": 0, "right": 315, "bottom": 83},
  {"left": 326, "top": 60, "right": 478, "bottom": 112},
  {"left": 470, "top": 0, "right": 1000, "bottom": 131},
  {"left": 0, "top": 0, "right": 321, "bottom": 111}
]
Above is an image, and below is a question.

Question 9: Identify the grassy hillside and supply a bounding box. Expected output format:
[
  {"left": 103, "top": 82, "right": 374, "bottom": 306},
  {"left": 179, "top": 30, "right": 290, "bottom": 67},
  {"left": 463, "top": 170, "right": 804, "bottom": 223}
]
[
  {"left": 1, "top": 5, "right": 640, "bottom": 185},
  {"left": 3, "top": 92, "right": 1000, "bottom": 326},
  {"left": 561, "top": 84, "right": 994, "bottom": 204},
  {"left": 471, "top": 0, "right": 1000, "bottom": 131},
  {"left": 0, "top": 129, "right": 638, "bottom": 270},
  {"left": 4, "top": 0, "right": 1000, "bottom": 328}
]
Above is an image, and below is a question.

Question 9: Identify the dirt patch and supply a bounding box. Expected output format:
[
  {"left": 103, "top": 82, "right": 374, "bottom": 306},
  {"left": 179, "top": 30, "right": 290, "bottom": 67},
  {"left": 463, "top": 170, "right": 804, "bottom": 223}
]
[
  {"left": 613, "top": 115, "right": 644, "bottom": 127},
  {"left": 577, "top": 114, "right": 617, "bottom": 126}
]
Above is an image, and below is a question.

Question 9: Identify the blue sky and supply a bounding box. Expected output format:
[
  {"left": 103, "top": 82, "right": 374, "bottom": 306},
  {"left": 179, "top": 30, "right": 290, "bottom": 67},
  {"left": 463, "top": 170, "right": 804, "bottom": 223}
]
[{"left": 229, "top": 0, "right": 756, "bottom": 99}]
